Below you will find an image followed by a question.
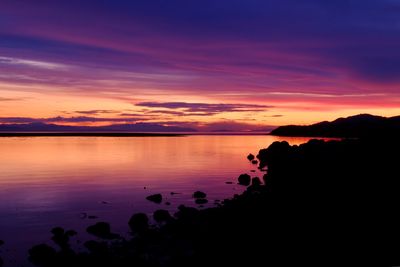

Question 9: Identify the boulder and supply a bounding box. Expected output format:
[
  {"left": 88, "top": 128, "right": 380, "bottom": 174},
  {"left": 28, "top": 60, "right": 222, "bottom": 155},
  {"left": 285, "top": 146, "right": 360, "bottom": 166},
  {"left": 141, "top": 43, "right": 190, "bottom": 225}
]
[
  {"left": 129, "top": 213, "right": 149, "bottom": 233},
  {"left": 193, "top": 191, "right": 207, "bottom": 199},
  {"left": 195, "top": 198, "right": 208, "bottom": 205},
  {"left": 153, "top": 209, "right": 172, "bottom": 223},
  {"left": 86, "top": 222, "right": 119, "bottom": 239},
  {"left": 84, "top": 240, "right": 108, "bottom": 254},
  {"left": 146, "top": 194, "right": 163, "bottom": 204},
  {"left": 238, "top": 174, "right": 251, "bottom": 186},
  {"left": 247, "top": 153, "right": 255, "bottom": 161}
]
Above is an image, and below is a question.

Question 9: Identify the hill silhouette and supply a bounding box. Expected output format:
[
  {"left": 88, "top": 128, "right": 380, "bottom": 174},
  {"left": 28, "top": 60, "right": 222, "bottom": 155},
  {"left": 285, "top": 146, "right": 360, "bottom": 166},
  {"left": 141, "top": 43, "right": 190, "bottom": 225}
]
[
  {"left": 270, "top": 114, "right": 400, "bottom": 137},
  {"left": 0, "top": 122, "right": 196, "bottom": 133}
]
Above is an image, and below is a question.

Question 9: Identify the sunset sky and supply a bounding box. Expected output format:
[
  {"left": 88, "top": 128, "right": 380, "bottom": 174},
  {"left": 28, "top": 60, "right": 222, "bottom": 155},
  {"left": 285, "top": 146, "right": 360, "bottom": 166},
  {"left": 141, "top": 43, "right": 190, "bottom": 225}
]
[{"left": 0, "top": 0, "right": 400, "bottom": 131}]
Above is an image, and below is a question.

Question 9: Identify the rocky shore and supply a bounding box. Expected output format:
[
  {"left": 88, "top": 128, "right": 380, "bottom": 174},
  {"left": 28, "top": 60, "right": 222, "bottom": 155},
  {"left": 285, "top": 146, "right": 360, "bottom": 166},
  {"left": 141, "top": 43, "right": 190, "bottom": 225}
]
[{"left": 2, "top": 138, "right": 399, "bottom": 267}]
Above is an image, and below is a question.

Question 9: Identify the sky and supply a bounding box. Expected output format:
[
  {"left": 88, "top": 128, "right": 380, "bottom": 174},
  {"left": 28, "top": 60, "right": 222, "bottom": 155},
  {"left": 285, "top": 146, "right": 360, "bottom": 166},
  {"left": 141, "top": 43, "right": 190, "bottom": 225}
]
[{"left": 0, "top": 0, "right": 400, "bottom": 131}]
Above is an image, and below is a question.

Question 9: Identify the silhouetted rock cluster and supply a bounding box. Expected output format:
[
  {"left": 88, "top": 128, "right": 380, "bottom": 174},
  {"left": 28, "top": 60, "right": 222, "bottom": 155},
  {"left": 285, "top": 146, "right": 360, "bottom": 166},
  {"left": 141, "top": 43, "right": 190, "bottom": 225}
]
[
  {"left": 192, "top": 191, "right": 208, "bottom": 204},
  {"left": 26, "top": 138, "right": 400, "bottom": 266}
]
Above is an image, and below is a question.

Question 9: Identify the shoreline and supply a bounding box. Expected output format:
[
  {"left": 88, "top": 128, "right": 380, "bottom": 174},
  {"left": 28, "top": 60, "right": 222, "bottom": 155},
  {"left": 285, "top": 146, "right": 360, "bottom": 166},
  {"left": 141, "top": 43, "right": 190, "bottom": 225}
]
[
  {"left": 0, "top": 132, "right": 187, "bottom": 137},
  {"left": 0, "top": 132, "right": 272, "bottom": 137},
  {"left": 3, "top": 137, "right": 398, "bottom": 266}
]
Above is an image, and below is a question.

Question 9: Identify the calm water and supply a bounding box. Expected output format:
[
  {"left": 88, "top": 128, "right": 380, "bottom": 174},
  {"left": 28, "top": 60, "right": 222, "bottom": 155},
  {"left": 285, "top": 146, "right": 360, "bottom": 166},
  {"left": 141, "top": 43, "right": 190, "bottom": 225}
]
[{"left": 0, "top": 135, "right": 315, "bottom": 266}]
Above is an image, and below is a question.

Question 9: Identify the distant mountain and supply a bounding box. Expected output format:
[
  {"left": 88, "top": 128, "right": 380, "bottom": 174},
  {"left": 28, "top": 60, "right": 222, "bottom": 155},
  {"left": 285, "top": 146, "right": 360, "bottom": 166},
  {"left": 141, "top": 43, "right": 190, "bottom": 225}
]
[
  {"left": 0, "top": 122, "right": 196, "bottom": 132},
  {"left": 270, "top": 114, "right": 400, "bottom": 138}
]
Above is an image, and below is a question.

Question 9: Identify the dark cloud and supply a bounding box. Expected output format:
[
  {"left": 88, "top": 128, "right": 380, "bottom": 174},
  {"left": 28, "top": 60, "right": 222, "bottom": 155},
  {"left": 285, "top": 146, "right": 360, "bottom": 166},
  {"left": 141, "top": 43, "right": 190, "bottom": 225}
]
[
  {"left": 0, "top": 97, "right": 26, "bottom": 101},
  {"left": 0, "top": 116, "right": 144, "bottom": 124},
  {"left": 135, "top": 102, "right": 271, "bottom": 116}
]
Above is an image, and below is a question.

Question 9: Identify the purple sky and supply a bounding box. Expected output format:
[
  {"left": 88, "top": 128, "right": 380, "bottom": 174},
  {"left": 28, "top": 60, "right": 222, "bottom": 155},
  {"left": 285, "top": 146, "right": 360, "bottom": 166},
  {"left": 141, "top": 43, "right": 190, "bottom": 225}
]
[{"left": 0, "top": 0, "right": 399, "bottom": 130}]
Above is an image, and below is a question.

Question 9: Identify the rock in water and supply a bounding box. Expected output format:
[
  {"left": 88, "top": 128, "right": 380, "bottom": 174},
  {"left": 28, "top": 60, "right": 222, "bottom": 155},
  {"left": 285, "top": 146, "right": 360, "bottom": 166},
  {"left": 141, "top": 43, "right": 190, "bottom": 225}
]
[
  {"left": 86, "top": 222, "right": 119, "bottom": 239},
  {"left": 195, "top": 198, "right": 208, "bottom": 205},
  {"left": 129, "top": 213, "right": 149, "bottom": 233},
  {"left": 252, "top": 177, "right": 262, "bottom": 186},
  {"left": 146, "top": 194, "right": 163, "bottom": 203},
  {"left": 247, "top": 153, "right": 255, "bottom": 161},
  {"left": 153, "top": 209, "right": 172, "bottom": 223},
  {"left": 238, "top": 174, "right": 251, "bottom": 186},
  {"left": 193, "top": 191, "right": 207, "bottom": 199}
]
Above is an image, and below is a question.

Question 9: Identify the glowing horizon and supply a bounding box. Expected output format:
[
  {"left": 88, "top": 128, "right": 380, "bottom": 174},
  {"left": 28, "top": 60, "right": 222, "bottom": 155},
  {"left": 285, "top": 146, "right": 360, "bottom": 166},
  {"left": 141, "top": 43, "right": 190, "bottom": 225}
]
[{"left": 1, "top": 0, "right": 400, "bottom": 131}]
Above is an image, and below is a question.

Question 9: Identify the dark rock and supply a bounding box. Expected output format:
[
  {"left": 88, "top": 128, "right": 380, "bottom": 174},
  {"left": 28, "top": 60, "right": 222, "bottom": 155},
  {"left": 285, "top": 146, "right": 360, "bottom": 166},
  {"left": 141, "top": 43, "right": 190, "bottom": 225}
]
[
  {"left": 65, "top": 230, "right": 77, "bottom": 237},
  {"left": 225, "top": 181, "right": 233, "bottom": 184},
  {"left": 251, "top": 177, "right": 262, "bottom": 186},
  {"left": 193, "top": 191, "right": 207, "bottom": 199},
  {"left": 195, "top": 198, "right": 208, "bottom": 205},
  {"left": 29, "top": 244, "right": 57, "bottom": 266},
  {"left": 165, "top": 201, "right": 171, "bottom": 205},
  {"left": 251, "top": 160, "right": 258, "bottom": 164},
  {"left": 88, "top": 215, "right": 98, "bottom": 219},
  {"left": 87, "top": 222, "right": 119, "bottom": 239},
  {"left": 51, "top": 227, "right": 64, "bottom": 236},
  {"left": 175, "top": 205, "right": 199, "bottom": 220},
  {"left": 247, "top": 153, "right": 255, "bottom": 161},
  {"left": 0, "top": 256, "right": 3, "bottom": 267},
  {"left": 146, "top": 194, "right": 163, "bottom": 204},
  {"left": 50, "top": 228, "right": 76, "bottom": 250},
  {"left": 153, "top": 209, "right": 172, "bottom": 223},
  {"left": 129, "top": 213, "right": 149, "bottom": 233},
  {"left": 0, "top": 240, "right": 4, "bottom": 246},
  {"left": 51, "top": 227, "right": 70, "bottom": 249},
  {"left": 257, "top": 141, "right": 291, "bottom": 168},
  {"left": 238, "top": 174, "right": 251, "bottom": 186},
  {"left": 84, "top": 240, "right": 108, "bottom": 254},
  {"left": 170, "top": 192, "right": 180, "bottom": 195}
]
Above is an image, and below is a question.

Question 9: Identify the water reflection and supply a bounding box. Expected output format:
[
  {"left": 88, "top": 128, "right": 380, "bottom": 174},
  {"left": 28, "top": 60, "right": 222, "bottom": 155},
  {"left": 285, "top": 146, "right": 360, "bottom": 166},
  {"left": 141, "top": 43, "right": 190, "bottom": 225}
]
[{"left": 0, "top": 135, "right": 317, "bottom": 265}]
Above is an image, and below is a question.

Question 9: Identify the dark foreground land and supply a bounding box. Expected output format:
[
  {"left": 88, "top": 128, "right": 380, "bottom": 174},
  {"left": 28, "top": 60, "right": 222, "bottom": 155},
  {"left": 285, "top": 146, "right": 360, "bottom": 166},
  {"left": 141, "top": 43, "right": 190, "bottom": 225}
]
[{"left": 2, "top": 137, "right": 400, "bottom": 266}]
